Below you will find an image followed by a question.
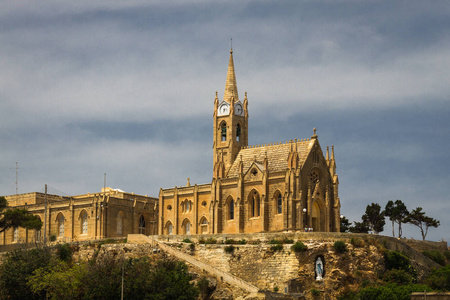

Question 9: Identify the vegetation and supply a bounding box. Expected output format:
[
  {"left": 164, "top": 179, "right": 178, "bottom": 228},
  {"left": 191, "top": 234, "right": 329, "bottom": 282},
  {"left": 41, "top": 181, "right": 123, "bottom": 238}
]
[
  {"left": 406, "top": 207, "right": 440, "bottom": 241},
  {"left": 425, "top": 265, "right": 450, "bottom": 291},
  {"left": 291, "top": 241, "right": 308, "bottom": 253},
  {"left": 422, "top": 250, "right": 446, "bottom": 266},
  {"left": 349, "top": 221, "right": 370, "bottom": 233},
  {"left": 224, "top": 245, "right": 235, "bottom": 254},
  {"left": 333, "top": 241, "right": 347, "bottom": 253},
  {"left": 0, "top": 196, "right": 42, "bottom": 233},
  {"left": 385, "top": 200, "right": 409, "bottom": 238},
  {"left": 350, "top": 237, "right": 364, "bottom": 248},
  {"left": 197, "top": 277, "right": 215, "bottom": 300},
  {"left": 340, "top": 215, "right": 351, "bottom": 232},
  {"left": 384, "top": 250, "right": 416, "bottom": 278},
  {"left": 182, "top": 238, "right": 193, "bottom": 243},
  {"left": 0, "top": 247, "right": 199, "bottom": 300},
  {"left": 362, "top": 203, "right": 385, "bottom": 234}
]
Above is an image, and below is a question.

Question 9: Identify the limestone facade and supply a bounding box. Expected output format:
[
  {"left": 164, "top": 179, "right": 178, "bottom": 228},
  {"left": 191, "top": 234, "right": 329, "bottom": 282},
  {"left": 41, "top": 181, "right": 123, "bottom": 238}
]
[
  {"left": 2, "top": 187, "right": 157, "bottom": 245},
  {"left": 159, "top": 50, "right": 341, "bottom": 235}
]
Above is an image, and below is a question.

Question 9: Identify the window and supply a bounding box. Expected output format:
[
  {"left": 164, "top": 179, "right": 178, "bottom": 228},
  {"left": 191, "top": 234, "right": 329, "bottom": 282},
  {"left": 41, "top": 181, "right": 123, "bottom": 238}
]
[
  {"left": 139, "top": 215, "right": 146, "bottom": 234},
  {"left": 236, "top": 124, "right": 241, "bottom": 142},
  {"left": 229, "top": 199, "right": 235, "bottom": 220},
  {"left": 81, "top": 211, "right": 88, "bottom": 234},
  {"left": 277, "top": 194, "right": 282, "bottom": 214},
  {"left": 185, "top": 221, "right": 191, "bottom": 235},
  {"left": 168, "top": 223, "right": 173, "bottom": 235},
  {"left": 117, "top": 213, "right": 123, "bottom": 235},
  {"left": 221, "top": 123, "right": 227, "bottom": 141},
  {"left": 58, "top": 215, "right": 65, "bottom": 237},
  {"left": 250, "top": 191, "right": 260, "bottom": 218},
  {"left": 13, "top": 227, "right": 19, "bottom": 243},
  {"left": 200, "top": 218, "right": 208, "bottom": 234}
]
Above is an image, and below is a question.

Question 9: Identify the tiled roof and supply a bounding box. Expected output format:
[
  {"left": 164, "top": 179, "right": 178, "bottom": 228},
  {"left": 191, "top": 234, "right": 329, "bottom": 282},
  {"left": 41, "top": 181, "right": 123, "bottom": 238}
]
[{"left": 226, "top": 139, "right": 314, "bottom": 177}]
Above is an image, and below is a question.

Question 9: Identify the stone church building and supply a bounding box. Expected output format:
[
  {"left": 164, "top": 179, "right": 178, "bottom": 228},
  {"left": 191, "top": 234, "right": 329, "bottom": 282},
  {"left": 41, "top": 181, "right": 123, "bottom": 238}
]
[{"left": 159, "top": 50, "right": 341, "bottom": 235}]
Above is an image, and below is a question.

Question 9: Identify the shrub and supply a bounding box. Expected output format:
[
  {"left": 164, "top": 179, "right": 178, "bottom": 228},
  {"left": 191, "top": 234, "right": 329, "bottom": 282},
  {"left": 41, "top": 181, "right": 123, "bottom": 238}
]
[
  {"left": 291, "top": 241, "right": 308, "bottom": 253},
  {"left": 224, "top": 245, "right": 235, "bottom": 254},
  {"left": 197, "top": 277, "right": 215, "bottom": 300},
  {"left": 422, "top": 250, "right": 446, "bottom": 266},
  {"left": 49, "top": 234, "right": 56, "bottom": 242},
  {"left": 282, "top": 237, "right": 294, "bottom": 244},
  {"left": 182, "top": 238, "right": 193, "bottom": 243},
  {"left": 268, "top": 239, "right": 281, "bottom": 245},
  {"left": 334, "top": 241, "right": 347, "bottom": 253},
  {"left": 270, "top": 244, "right": 283, "bottom": 251},
  {"left": 199, "top": 238, "right": 206, "bottom": 244},
  {"left": 382, "top": 269, "right": 414, "bottom": 285},
  {"left": 384, "top": 251, "right": 416, "bottom": 278},
  {"left": 273, "top": 286, "right": 279, "bottom": 292},
  {"left": 238, "top": 239, "right": 247, "bottom": 244},
  {"left": 205, "top": 238, "right": 217, "bottom": 244},
  {"left": 425, "top": 264, "right": 450, "bottom": 291},
  {"left": 56, "top": 243, "right": 72, "bottom": 262},
  {"left": 310, "top": 288, "right": 321, "bottom": 296},
  {"left": 444, "top": 250, "right": 450, "bottom": 260},
  {"left": 350, "top": 237, "right": 364, "bottom": 248},
  {"left": 225, "top": 239, "right": 236, "bottom": 244}
]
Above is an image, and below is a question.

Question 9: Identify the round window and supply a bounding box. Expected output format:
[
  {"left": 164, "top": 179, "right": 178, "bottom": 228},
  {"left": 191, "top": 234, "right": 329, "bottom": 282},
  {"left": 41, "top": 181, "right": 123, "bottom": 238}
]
[
  {"left": 201, "top": 201, "right": 207, "bottom": 207},
  {"left": 167, "top": 205, "right": 172, "bottom": 210}
]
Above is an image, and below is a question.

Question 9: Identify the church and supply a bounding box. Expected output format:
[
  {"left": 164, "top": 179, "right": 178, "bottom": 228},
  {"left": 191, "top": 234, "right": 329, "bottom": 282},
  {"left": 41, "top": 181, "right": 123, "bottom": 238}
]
[{"left": 158, "top": 50, "right": 341, "bottom": 235}]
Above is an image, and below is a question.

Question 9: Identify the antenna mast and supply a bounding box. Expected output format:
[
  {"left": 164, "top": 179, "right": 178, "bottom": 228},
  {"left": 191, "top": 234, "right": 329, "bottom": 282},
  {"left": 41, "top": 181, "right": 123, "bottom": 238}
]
[{"left": 10, "top": 162, "right": 18, "bottom": 195}]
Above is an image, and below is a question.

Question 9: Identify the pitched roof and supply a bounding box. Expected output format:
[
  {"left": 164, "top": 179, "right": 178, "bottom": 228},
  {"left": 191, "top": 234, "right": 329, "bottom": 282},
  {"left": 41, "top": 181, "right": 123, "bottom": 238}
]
[{"left": 226, "top": 139, "right": 315, "bottom": 178}]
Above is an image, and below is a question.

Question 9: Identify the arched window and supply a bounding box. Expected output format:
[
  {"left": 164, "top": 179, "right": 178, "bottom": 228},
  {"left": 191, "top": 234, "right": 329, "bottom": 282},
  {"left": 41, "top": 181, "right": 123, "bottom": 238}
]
[
  {"left": 229, "top": 199, "right": 235, "bottom": 220},
  {"left": 221, "top": 122, "right": 227, "bottom": 141},
  {"left": 249, "top": 191, "right": 260, "bottom": 218},
  {"left": 200, "top": 218, "right": 208, "bottom": 234},
  {"left": 236, "top": 124, "right": 241, "bottom": 142},
  {"left": 277, "top": 194, "right": 282, "bottom": 214},
  {"left": 13, "top": 227, "right": 19, "bottom": 243},
  {"left": 117, "top": 212, "right": 123, "bottom": 235},
  {"left": 185, "top": 221, "right": 191, "bottom": 235},
  {"left": 58, "top": 215, "right": 65, "bottom": 237},
  {"left": 81, "top": 211, "right": 88, "bottom": 234},
  {"left": 168, "top": 223, "right": 173, "bottom": 235},
  {"left": 138, "top": 215, "right": 146, "bottom": 234}
]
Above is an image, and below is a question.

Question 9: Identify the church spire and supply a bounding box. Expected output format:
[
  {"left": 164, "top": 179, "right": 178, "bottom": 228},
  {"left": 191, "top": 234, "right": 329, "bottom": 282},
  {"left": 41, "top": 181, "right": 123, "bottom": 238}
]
[{"left": 223, "top": 49, "right": 239, "bottom": 103}]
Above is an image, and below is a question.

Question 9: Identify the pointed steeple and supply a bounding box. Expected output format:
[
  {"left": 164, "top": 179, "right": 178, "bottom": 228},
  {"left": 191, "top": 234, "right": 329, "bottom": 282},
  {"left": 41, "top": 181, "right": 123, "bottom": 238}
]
[{"left": 223, "top": 49, "right": 239, "bottom": 103}]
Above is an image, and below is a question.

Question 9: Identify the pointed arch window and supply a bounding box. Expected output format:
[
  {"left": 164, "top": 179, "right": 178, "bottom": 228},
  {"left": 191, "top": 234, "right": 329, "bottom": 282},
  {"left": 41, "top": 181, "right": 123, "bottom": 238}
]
[
  {"left": 249, "top": 191, "right": 260, "bottom": 218},
  {"left": 81, "top": 211, "right": 88, "bottom": 234},
  {"left": 138, "top": 215, "right": 146, "bottom": 234},
  {"left": 236, "top": 124, "right": 241, "bottom": 142},
  {"left": 168, "top": 223, "right": 173, "bottom": 235},
  {"left": 13, "top": 227, "right": 19, "bottom": 243},
  {"left": 229, "top": 199, "right": 235, "bottom": 220},
  {"left": 221, "top": 123, "right": 227, "bottom": 141},
  {"left": 277, "top": 194, "right": 282, "bottom": 214},
  {"left": 117, "top": 212, "right": 123, "bottom": 235},
  {"left": 58, "top": 215, "right": 65, "bottom": 237}
]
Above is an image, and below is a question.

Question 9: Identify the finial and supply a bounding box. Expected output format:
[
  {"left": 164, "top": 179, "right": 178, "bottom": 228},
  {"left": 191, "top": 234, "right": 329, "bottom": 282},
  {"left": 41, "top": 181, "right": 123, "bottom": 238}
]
[
  {"left": 215, "top": 91, "right": 218, "bottom": 97},
  {"left": 311, "top": 128, "right": 318, "bottom": 139},
  {"left": 187, "top": 178, "right": 190, "bottom": 187},
  {"left": 313, "top": 128, "right": 316, "bottom": 135}
]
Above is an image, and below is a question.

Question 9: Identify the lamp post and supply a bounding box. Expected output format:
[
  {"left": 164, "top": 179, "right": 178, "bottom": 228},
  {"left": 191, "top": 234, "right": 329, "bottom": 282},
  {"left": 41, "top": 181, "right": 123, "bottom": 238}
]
[{"left": 302, "top": 208, "right": 307, "bottom": 230}]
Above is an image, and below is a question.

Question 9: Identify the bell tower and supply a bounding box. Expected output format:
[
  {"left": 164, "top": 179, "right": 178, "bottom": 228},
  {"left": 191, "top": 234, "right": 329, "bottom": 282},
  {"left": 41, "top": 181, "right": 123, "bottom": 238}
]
[{"left": 213, "top": 49, "right": 248, "bottom": 179}]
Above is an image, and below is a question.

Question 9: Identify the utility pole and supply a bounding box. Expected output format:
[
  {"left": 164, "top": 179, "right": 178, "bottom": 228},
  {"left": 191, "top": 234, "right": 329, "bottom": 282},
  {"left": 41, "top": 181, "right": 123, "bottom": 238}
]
[{"left": 44, "top": 184, "right": 48, "bottom": 245}]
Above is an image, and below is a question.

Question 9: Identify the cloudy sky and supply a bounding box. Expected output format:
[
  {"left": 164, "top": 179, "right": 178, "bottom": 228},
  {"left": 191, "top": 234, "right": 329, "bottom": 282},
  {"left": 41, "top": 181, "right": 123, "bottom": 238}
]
[{"left": 1, "top": 1, "right": 449, "bottom": 241}]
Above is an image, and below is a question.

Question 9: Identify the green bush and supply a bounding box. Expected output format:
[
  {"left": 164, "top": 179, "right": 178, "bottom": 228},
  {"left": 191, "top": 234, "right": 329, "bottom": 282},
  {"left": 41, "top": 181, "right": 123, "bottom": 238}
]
[
  {"left": 205, "top": 238, "right": 217, "bottom": 244},
  {"left": 224, "top": 245, "right": 235, "bottom": 254},
  {"left": 384, "top": 251, "right": 416, "bottom": 278},
  {"left": 444, "top": 250, "right": 450, "bottom": 260},
  {"left": 334, "top": 241, "right": 347, "bottom": 253},
  {"left": 425, "top": 264, "right": 450, "bottom": 291},
  {"left": 350, "top": 237, "right": 364, "bottom": 247},
  {"left": 282, "top": 237, "right": 294, "bottom": 244},
  {"left": 182, "top": 238, "right": 193, "bottom": 243},
  {"left": 291, "top": 241, "right": 308, "bottom": 253},
  {"left": 56, "top": 243, "right": 72, "bottom": 262},
  {"left": 224, "top": 239, "right": 236, "bottom": 244},
  {"left": 270, "top": 244, "right": 283, "bottom": 251},
  {"left": 357, "top": 283, "right": 431, "bottom": 300},
  {"left": 199, "top": 238, "right": 206, "bottom": 244},
  {"left": 197, "top": 277, "right": 215, "bottom": 300},
  {"left": 238, "top": 239, "right": 247, "bottom": 244},
  {"left": 382, "top": 269, "right": 414, "bottom": 285},
  {"left": 310, "top": 288, "right": 321, "bottom": 296},
  {"left": 268, "top": 239, "right": 281, "bottom": 245},
  {"left": 49, "top": 234, "right": 56, "bottom": 242},
  {"left": 422, "top": 250, "right": 446, "bottom": 266}
]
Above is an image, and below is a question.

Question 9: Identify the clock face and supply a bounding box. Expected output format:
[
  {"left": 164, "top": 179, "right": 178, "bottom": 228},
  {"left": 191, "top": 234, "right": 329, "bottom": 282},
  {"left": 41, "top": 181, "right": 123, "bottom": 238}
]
[
  {"left": 235, "top": 103, "right": 243, "bottom": 116},
  {"left": 218, "top": 103, "right": 229, "bottom": 116}
]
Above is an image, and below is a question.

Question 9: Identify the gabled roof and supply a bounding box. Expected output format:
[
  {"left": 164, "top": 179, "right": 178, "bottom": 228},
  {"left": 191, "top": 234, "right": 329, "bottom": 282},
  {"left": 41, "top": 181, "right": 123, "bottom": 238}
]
[{"left": 227, "top": 139, "right": 315, "bottom": 178}]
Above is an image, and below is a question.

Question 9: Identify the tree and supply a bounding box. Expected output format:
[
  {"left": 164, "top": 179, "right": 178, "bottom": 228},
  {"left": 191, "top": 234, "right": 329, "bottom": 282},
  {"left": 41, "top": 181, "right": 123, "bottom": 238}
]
[
  {"left": 0, "top": 196, "right": 42, "bottom": 233},
  {"left": 340, "top": 215, "right": 351, "bottom": 233},
  {"left": 406, "top": 207, "right": 440, "bottom": 241},
  {"left": 385, "top": 200, "right": 409, "bottom": 238},
  {"left": 348, "top": 221, "right": 370, "bottom": 233},
  {"left": 362, "top": 203, "right": 385, "bottom": 234}
]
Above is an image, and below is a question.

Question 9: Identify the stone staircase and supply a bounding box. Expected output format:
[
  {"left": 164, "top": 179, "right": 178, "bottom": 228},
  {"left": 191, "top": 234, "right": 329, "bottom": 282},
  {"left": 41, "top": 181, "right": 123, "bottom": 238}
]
[{"left": 127, "top": 234, "right": 261, "bottom": 297}]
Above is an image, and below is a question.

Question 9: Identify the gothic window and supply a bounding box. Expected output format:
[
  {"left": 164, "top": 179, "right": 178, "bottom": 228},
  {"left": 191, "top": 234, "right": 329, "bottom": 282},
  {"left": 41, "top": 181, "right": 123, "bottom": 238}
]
[
  {"left": 229, "top": 199, "right": 235, "bottom": 220},
  {"left": 200, "top": 218, "right": 208, "bottom": 234},
  {"left": 168, "top": 223, "right": 173, "bottom": 235},
  {"left": 117, "top": 212, "right": 123, "bottom": 235},
  {"left": 310, "top": 170, "right": 320, "bottom": 184},
  {"left": 277, "top": 193, "right": 282, "bottom": 214},
  {"left": 13, "top": 227, "right": 19, "bottom": 243},
  {"left": 81, "top": 211, "right": 88, "bottom": 234},
  {"left": 185, "top": 221, "right": 191, "bottom": 235},
  {"left": 138, "top": 215, "right": 146, "bottom": 234},
  {"left": 221, "top": 122, "right": 227, "bottom": 141},
  {"left": 249, "top": 191, "right": 260, "bottom": 218},
  {"left": 58, "top": 215, "right": 65, "bottom": 237},
  {"left": 236, "top": 124, "right": 241, "bottom": 142}
]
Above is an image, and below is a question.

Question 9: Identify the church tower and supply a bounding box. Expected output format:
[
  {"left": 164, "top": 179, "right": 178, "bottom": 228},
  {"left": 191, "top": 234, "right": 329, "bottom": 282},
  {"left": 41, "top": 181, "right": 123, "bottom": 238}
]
[{"left": 213, "top": 49, "right": 248, "bottom": 179}]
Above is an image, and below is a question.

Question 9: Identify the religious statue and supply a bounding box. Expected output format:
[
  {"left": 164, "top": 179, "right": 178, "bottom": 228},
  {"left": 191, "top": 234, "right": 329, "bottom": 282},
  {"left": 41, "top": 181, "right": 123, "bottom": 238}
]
[{"left": 315, "top": 257, "right": 323, "bottom": 280}]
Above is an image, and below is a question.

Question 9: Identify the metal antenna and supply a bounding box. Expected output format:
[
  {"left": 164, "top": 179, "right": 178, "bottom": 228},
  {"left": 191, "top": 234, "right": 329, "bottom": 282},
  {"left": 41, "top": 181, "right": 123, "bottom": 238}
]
[{"left": 231, "top": 38, "right": 233, "bottom": 50}]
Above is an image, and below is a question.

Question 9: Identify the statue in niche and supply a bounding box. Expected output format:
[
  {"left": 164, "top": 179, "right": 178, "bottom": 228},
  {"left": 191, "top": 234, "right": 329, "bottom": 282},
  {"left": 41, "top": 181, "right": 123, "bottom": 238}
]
[{"left": 315, "top": 256, "right": 324, "bottom": 280}]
